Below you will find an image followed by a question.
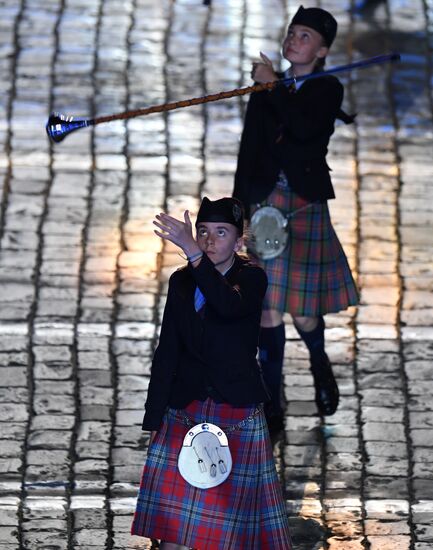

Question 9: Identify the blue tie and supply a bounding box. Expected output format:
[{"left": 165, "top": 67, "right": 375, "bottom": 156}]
[{"left": 194, "top": 287, "right": 206, "bottom": 312}]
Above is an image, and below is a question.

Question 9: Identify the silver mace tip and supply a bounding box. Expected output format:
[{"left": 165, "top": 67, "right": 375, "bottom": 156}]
[{"left": 45, "top": 112, "right": 93, "bottom": 143}]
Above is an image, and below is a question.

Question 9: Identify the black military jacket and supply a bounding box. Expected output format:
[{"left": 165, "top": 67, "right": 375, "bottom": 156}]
[
  {"left": 233, "top": 74, "right": 345, "bottom": 218},
  {"left": 142, "top": 253, "right": 269, "bottom": 430}
]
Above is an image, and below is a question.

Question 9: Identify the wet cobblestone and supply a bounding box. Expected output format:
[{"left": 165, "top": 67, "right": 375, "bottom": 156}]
[{"left": 0, "top": 0, "right": 432, "bottom": 548}]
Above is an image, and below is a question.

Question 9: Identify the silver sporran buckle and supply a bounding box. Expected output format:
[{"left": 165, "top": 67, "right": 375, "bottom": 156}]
[
  {"left": 177, "top": 422, "right": 232, "bottom": 489},
  {"left": 249, "top": 205, "right": 289, "bottom": 260}
]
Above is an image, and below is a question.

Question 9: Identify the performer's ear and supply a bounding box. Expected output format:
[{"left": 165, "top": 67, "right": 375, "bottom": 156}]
[{"left": 234, "top": 236, "right": 243, "bottom": 252}]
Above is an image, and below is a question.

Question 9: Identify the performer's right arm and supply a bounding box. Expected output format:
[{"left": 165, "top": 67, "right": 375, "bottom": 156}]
[{"left": 142, "top": 277, "right": 180, "bottom": 431}]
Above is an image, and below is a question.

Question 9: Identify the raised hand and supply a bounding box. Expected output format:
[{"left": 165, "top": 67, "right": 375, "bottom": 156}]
[
  {"left": 153, "top": 210, "right": 202, "bottom": 258},
  {"left": 251, "top": 51, "right": 278, "bottom": 84}
]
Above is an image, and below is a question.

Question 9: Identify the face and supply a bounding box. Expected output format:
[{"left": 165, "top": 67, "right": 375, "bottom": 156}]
[
  {"left": 282, "top": 24, "right": 328, "bottom": 70},
  {"left": 196, "top": 222, "right": 242, "bottom": 272}
]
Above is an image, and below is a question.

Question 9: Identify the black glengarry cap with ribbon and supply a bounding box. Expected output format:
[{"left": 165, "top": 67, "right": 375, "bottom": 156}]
[
  {"left": 290, "top": 5, "right": 338, "bottom": 47},
  {"left": 196, "top": 197, "right": 244, "bottom": 234}
]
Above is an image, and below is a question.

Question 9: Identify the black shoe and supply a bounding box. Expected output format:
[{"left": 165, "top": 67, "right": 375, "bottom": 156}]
[{"left": 311, "top": 354, "right": 339, "bottom": 416}]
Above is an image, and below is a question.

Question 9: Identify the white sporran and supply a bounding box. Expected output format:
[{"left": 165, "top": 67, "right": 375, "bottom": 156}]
[{"left": 177, "top": 422, "right": 232, "bottom": 489}]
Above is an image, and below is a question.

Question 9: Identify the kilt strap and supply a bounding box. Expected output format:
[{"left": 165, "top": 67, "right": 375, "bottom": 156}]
[{"left": 168, "top": 405, "right": 263, "bottom": 433}]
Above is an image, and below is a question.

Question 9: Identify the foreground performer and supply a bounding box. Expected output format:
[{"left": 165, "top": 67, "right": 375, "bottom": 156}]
[
  {"left": 233, "top": 5, "right": 358, "bottom": 430},
  {"left": 131, "top": 197, "right": 292, "bottom": 549}
]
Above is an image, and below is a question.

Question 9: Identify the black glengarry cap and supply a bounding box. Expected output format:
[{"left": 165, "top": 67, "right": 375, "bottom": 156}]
[
  {"left": 290, "top": 5, "right": 337, "bottom": 47},
  {"left": 196, "top": 197, "right": 244, "bottom": 234}
]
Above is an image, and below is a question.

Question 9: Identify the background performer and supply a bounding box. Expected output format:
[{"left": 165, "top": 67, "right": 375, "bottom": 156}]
[{"left": 233, "top": 6, "right": 358, "bottom": 432}]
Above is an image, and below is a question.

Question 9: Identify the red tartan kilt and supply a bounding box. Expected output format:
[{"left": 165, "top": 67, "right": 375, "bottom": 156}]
[
  {"left": 131, "top": 399, "right": 292, "bottom": 549},
  {"left": 251, "top": 184, "right": 358, "bottom": 316}
]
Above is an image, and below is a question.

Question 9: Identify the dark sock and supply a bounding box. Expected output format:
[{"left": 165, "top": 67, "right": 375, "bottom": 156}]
[
  {"left": 295, "top": 316, "right": 339, "bottom": 415},
  {"left": 294, "top": 316, "right": 326, "bottom": 363},
  {"left": 259, "top": 324, "right": 285, "bottom": 417}
]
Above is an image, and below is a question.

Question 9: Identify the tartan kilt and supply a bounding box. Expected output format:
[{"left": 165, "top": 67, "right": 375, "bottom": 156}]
[
  {"left": 131, "top": 398, "right": 292, "bottom": 550},
  {"left": 251, "top": 183, "right": 358, "bottom": 316}
]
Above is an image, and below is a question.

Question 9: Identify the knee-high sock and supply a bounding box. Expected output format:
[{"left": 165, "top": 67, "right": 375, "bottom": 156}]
[
  {"left": 294, "top": 316, "right": 326, "bottom": 363},
  {"left": 259, "top": 324, "right": 285, "bottom": 416}
]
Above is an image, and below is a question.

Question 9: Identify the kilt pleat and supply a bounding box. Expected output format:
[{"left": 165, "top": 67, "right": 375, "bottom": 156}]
[
  {"left": 252, "top": 183, "right": 358, "bottom": 316},
  {"left": 131, "top": 399, "right": 292, "bottom": 549}
]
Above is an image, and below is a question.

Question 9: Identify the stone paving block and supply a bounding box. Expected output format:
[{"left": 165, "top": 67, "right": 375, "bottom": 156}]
[
  {"left": 78, "top": 370, "right": 112, "bottom": 387},
  {"left": 0, "top": 351, "right": 27, "bottom": 368},
  {"left": 362, "top": 406, "right": 404, "bottom": 423},
  {"left": 74, "top": 459, "right": 109, "bottom": 477},
  {"left": 75, "top": 442, "right": 110, "bottom": 461},
  {"left": 327, "top": 536, "right": 364, "bottom": 549},
  {"left": 72, "top": 508, "right": 107, "bottom": 530},
  {"left": 27, "top": 449, "right": 68, "bottom": 466},
  {"left": 408, "top": 391, "right": 433, "bottom": 412},
  {"left": 368, "top": 535, "right": 411, "bottom": 549},
  {"left": 358, "top": 389, "right": 405, "bottom": 407},
  {"left": 411, "top": 429, "right": 433, "bottom": 447},
  {"left": 115, "top": 409, "right": 143, "bottom": 426},
  {"left": 323, "top": 410, "right": 358, "bottom": 425},
  {"left": 80, "top": 386, "right": 114, "bottom": 406},
  {"left": 408, "top": 382, "right": 433, "bottom": 398},
  {"left": 327, "top": 519, "right": 363, "bottom": 537},
  {"left": 22, "top": 518, "right": 67, "bottom": 532},
  {"left": 326, "top": 453, "right": 363, "bottom": 472},
  {"left": 0, "top": 404, "right": 28, "bottom": 422},
  {"left": 413, "top": 462, "right": 433, "bottom": 479},
  {"left": 112, "top": 339, "right": 153, "bottom": 357},
  {"left": 325, "top": 471, "right": 362, "bottom": 491},
  {"left": 365, "top": 499, "right": 410, "bottom": 520},
  {"left": 33, "top": 393, "right": 76, "bottom": 415},
  {"left": 366, "top": 457, "right": 409, "bottom": 478},
  {"left": 80, "top": 405, "right": 111, "bottom": 422},
  {"left": 413, "top": 479, "right": 433, "bottom": 500},
  {"left": 365, "top": 441, "right": 407, "bottom": 458},
  {"left": 21, "top": 530, "right": 68, "bottom": 549},
  {"left": 73, "top": 528, "right": 108, "bottom": 546},
  {"left": 117, "top": 391, "right": 147, "bottom": 410},
  {"left": 365, "top": 519, "right": 410, "bottom": 535},
  {"left": 77, "top": 421, "right": 111, "bottom": 442},
  {"left": 404, "top": 360, "right": 433, "bottom": 380},
  {"left": 0, "top": 528, "right": 18, "bottom": 544},
  {"left": 113, "top": 464, "right": 142, "bottom": 484},
  {"left": 0, "top": 507, "right": 18, "bottom": 527},
  {"left": 414, "top": 523, "right": 433, "bottom": 542},
  {"left": 34, "top": 380, "right": 75, "bottom": 396},
  {"left": 34, "top": 359, "right": 74, "bottom": 380},
  {"left": 0, "top": 388, "right": 28, "bottom": 404},
  {"left": 283, "top": 445, "right": 321, "bottom": 468},
  {"left": 0, "top": 458, "right": 22, "bottom": 475},
  {"left": 364, "top": 476, "right": 409, "bottom": 500},
  {"left": 285, "top": 479, "right": 320, "bottom": 499},
  {"left": 357, "top": 340, "right": 400, "bottom": 354},
  {"left": 0, "top": 422, "right": 26, "bottom": 440},
  {"left": 0, "top": 367, "right": 27, "bottom": 387},
  {"left": 72, "top": 480, "right": 108, "bottom": 494},
  {"left": 285, "top": 429, "right": 322, "bottom": 445},
  {"left": 409, "top": 411, "right": 433, "bottom": 428},
  {"left": 358, "top": 371, "right": 403, "bottom": 390},
  {"left": 0, "top": 441, "right": 23, "bottom": 457},
  {"left": 114, "top": 427, "right": 147, "bottom": 448},
  {"left": 325, "top": 437, "right": 360, "bottom": 454}
]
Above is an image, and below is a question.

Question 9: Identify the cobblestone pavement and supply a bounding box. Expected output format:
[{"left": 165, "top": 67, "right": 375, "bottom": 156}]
[{"left": 0, "top": 0, "right": 432, "bottom": 548}]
